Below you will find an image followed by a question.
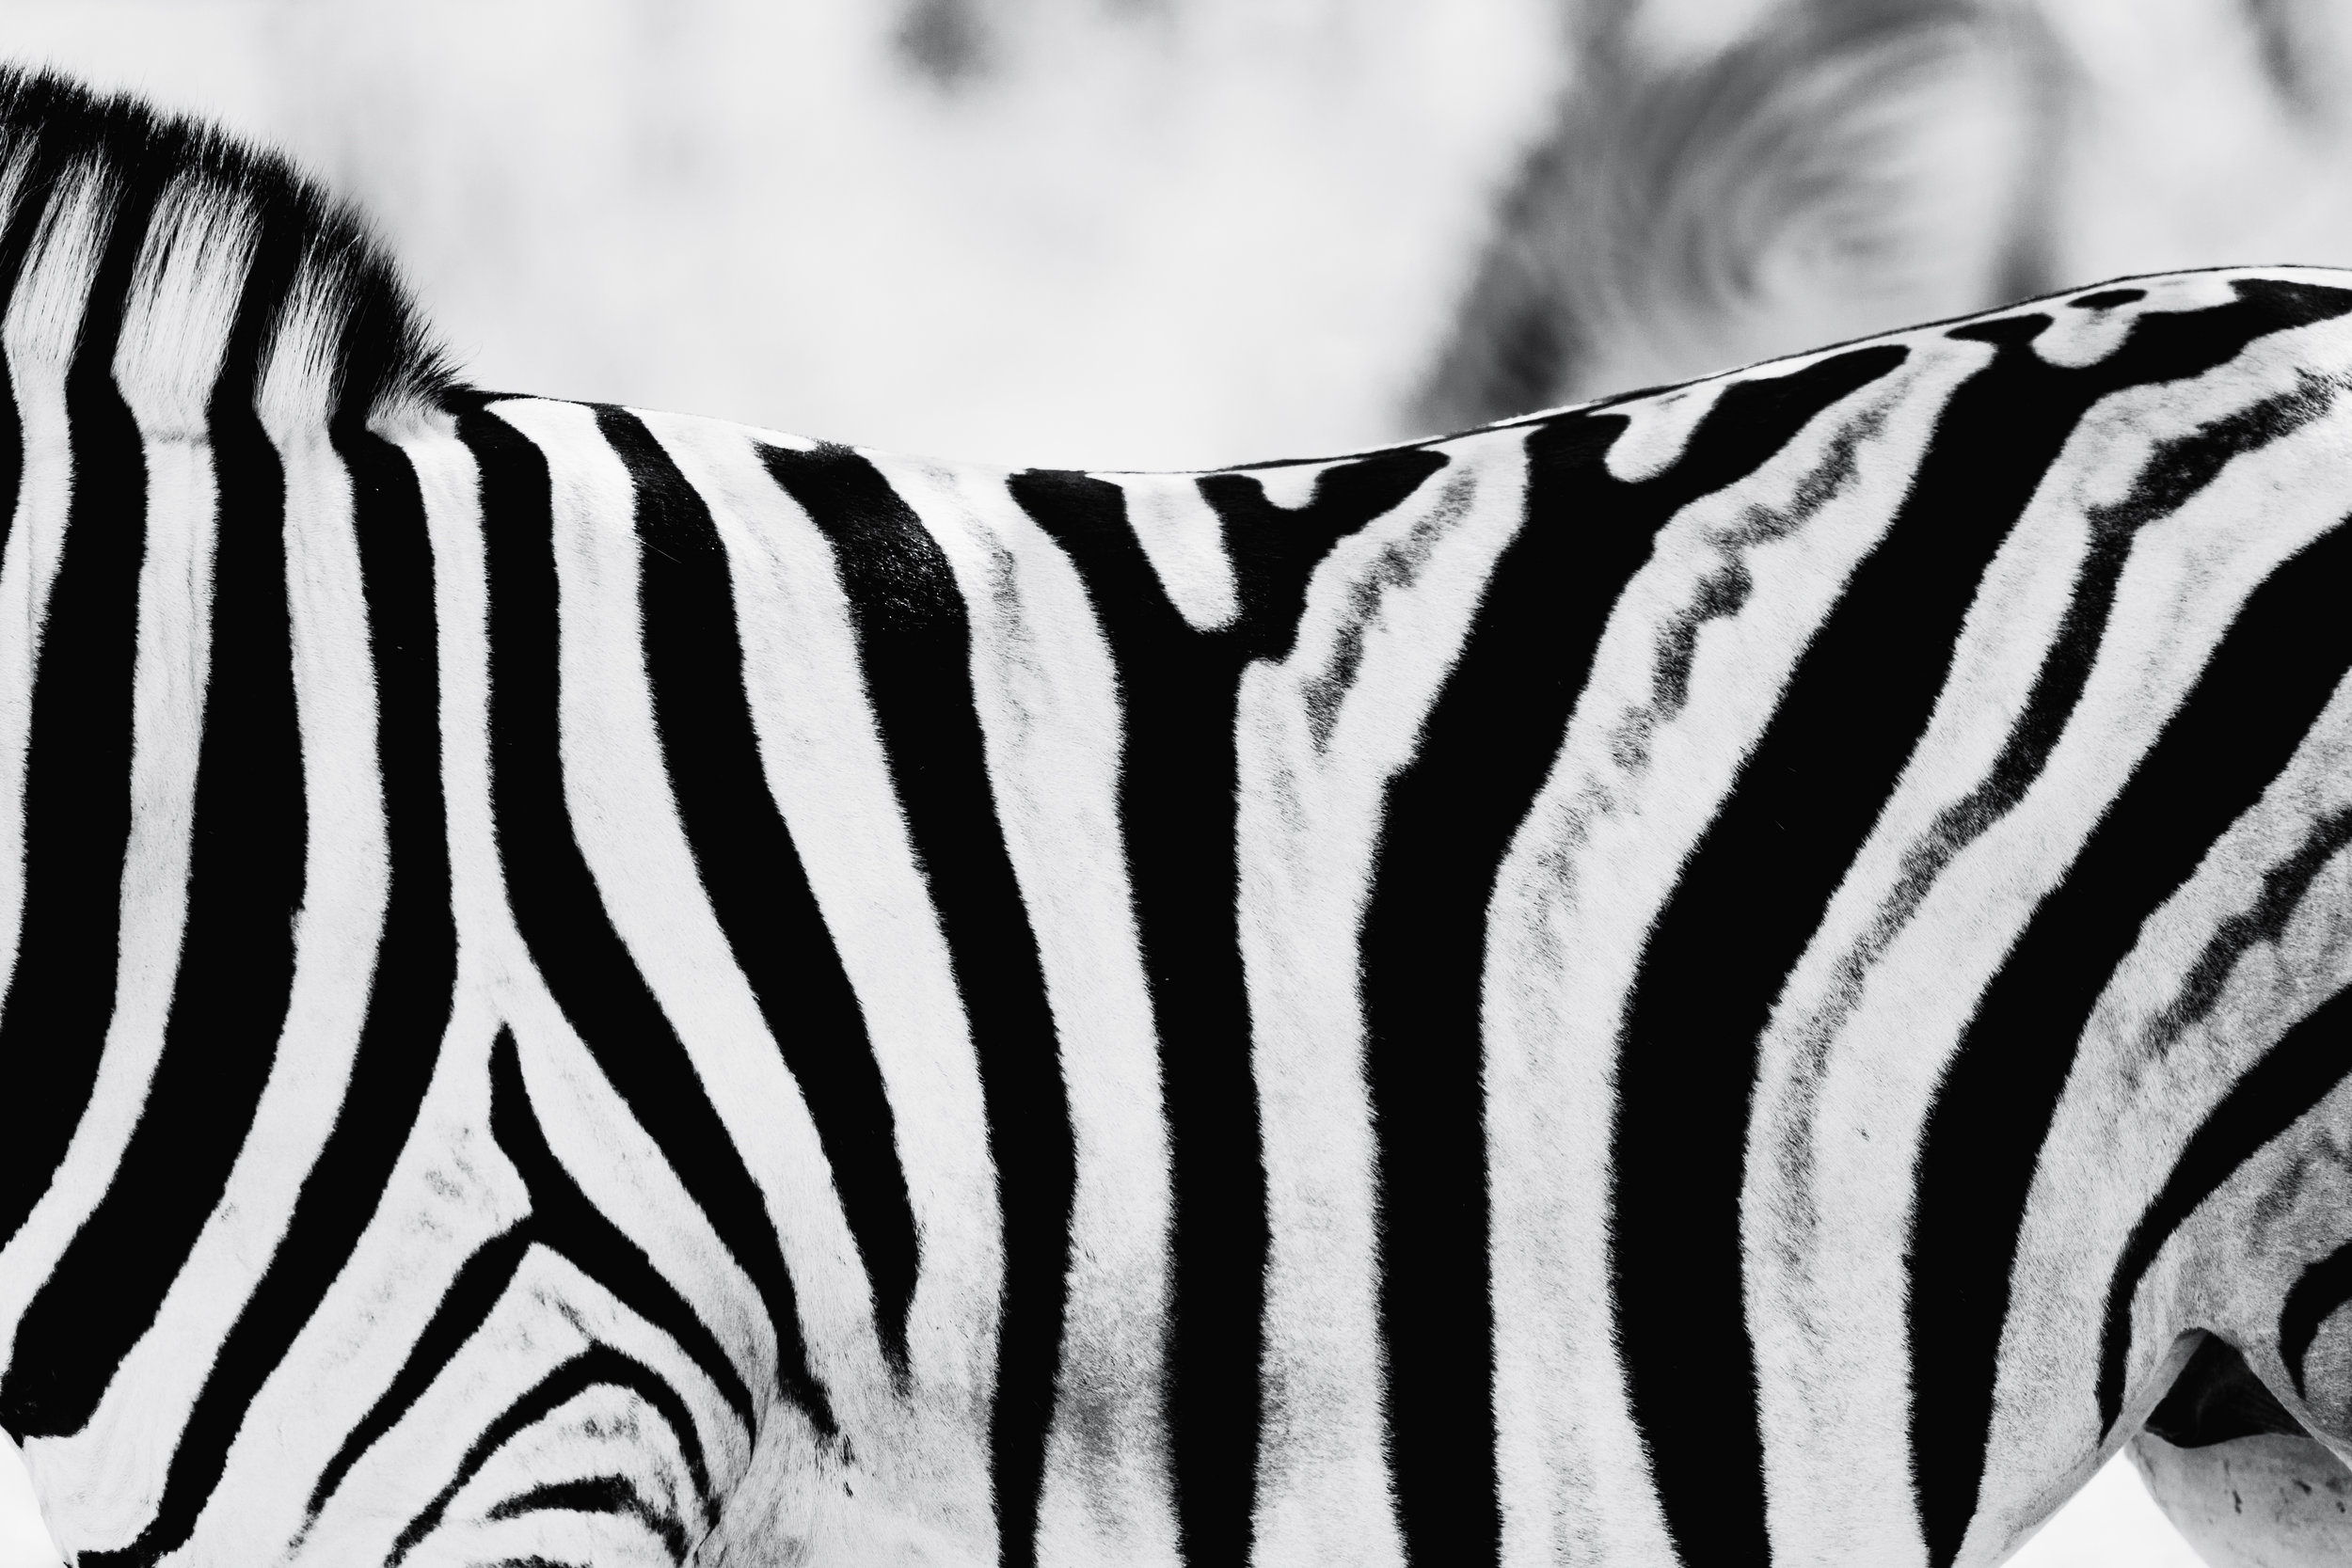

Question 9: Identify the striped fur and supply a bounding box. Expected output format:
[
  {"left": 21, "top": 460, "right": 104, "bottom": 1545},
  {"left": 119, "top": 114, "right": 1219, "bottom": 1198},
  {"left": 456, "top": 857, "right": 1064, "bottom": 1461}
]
[{"left": 6, "top": 66, "right": 2352, "bottom": 1568}]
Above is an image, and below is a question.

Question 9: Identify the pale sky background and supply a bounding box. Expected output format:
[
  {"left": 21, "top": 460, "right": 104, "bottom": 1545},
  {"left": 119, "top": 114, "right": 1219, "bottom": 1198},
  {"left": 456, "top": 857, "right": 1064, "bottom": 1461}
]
[
  {"left": 0, "top": 0, "right": 2347, "bottom": 466},
  {"left": 4, "top": 1, "right": 2352, "bottom": 1561},
  {"left": 0, "top": 0, "right": 1569, "bottom": 470}
]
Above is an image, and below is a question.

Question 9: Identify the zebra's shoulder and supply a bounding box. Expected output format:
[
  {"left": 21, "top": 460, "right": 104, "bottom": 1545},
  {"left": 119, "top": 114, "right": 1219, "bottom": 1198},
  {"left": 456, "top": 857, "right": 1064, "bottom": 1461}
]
[{"left": 0, "top": 66, "right": 452, "bottom": 435}]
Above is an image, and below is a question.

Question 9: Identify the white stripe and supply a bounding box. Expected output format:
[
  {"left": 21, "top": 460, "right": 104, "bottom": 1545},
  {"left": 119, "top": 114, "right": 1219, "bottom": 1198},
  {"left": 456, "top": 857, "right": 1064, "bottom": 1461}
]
[
  {"left": 0, "top": 167, "right": 117, "bottom": 1268},
  {"left": 293, "top": 1245, "right": 735, "bottom": 1568},
  {"left": 29, "top": 399, "right": 390, "bottom": 1544},
  {"left": 405, "top": 1416, "right": 684, "bottom": 1568},
  {"left": 1248, "top": 462, "right": 1328, "bottom": 513},
  {"left": 1483, "top": 341, "right": 1968, "bottom": 1568},
  {"left": 1602, "top": 376, "right": 1732, "bottom": 483},
  {"left": 170, "top": 978, "right": 518, "bottom": 1568},
  {"left": 1736, "top": 336, "right": 2067, "bottom": 1568},
  {"left": 637, "top": 411, "right": 1003, "bottom": 1553},
  {"left": 489, "top": 397, "right": 881, "bottom": 1380},
  {"left": 1107, "top": 471, "right": 1238, "bottom": 632},
  {"left": 2029, "top": 272, "right": 2244, "bottom": 370},
  {"left": 385, "top": 409, "right": 774, "bottom": 1461},
  {"left": 0, "top": 294, "right": 65, "bottom": 1040},
  {"left": 2, "top": 168, "right": 114, "bottom": 382},
  {"left": 405, "top": 407, "right": 783, "bottom": 1457},
  {"left": 113, "top": 175, "right": 254, "bottom": 442},
  {"left": 867, "top": 451, "right": 1181, "bottom": 1568},
  {"left": 1241, "top": 427, "right": 1524, "bottom": 1568},
  {"left": 0, "top": 344, "right": 214, "bottom": 1372}
]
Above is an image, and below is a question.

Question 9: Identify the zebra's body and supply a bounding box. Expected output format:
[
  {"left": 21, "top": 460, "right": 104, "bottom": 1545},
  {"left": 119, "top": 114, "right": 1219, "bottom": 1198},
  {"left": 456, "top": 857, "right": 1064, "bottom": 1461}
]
[{"left": 3, "top": 67, "right": 2352, "bottom": 1568}]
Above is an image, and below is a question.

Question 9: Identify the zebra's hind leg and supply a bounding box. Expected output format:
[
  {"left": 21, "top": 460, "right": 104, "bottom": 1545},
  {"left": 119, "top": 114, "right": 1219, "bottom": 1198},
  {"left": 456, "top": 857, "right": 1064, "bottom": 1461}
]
[{"left": 2128, "top": 1334, "right": 2352, "bottom": 1567}]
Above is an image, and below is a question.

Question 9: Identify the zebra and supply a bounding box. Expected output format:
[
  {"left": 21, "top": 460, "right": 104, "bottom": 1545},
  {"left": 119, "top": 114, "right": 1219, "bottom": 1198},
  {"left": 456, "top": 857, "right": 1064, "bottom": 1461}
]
[{"left": 8, "top": 59, "right": 2352, "bottom": 1568}]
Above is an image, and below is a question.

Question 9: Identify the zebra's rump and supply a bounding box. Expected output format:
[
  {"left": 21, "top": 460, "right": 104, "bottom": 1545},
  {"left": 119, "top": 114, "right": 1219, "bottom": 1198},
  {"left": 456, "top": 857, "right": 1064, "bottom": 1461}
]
[{"left": 1, "top": 62, "right": 2352, "bottom": 1568}]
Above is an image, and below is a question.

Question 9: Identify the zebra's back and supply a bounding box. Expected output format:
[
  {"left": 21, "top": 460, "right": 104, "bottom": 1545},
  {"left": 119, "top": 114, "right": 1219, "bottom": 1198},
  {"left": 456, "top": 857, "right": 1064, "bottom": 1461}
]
[{"left": 3, "top": 64, "right": 2352, "bottom": 1568}]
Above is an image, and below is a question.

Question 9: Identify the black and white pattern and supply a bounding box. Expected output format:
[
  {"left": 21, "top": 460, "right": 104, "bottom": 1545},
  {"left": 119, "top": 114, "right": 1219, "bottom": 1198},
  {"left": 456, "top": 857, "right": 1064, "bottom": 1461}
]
[{"left": 4, "top": 66, "right": 2352, "bottom": 1568}]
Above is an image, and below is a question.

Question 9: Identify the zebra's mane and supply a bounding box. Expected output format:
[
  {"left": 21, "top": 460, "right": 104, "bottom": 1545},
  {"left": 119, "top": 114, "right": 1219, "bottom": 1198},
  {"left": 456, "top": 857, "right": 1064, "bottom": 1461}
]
[{"left": 0, "top": 66, "right": 453, "bottom": 430}]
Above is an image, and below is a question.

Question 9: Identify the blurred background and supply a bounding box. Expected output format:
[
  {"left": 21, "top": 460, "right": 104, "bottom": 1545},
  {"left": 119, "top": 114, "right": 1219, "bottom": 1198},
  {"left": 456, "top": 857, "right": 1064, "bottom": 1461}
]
[{"left": 3, "top": 0, "right": 2350, "bottom": 1560}]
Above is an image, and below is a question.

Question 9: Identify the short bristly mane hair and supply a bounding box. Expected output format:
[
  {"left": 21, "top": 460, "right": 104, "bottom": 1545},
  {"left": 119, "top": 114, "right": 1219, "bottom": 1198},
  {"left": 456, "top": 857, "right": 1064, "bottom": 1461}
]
[{"left": 0, "top": 66, "right": 454, "bottom": 434}]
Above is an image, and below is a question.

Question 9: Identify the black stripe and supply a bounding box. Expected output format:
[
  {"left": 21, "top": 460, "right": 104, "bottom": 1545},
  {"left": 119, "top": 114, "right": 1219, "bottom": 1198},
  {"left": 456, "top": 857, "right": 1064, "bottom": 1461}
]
[
  {"left": 0, "top": 182, "right": 27, "bottom": 594},
  {"left": 0, "top": 77, "right": 131, "bottom": 680},
  {"left": 762, "top": 443, "right": 1070, "bottom": 1568},
  {"left": 460, "top": 404, "right": 834, "bottom": 1431},
  {"left": 2148, "top": 800, "right": 2352, "bottom": 1058},
  {"left": 1354, "top": 344, "right": 1893, "bottom": 1568},
  {"left": 1010, "top": 449, "right": 1444, "bottom": 1566},
  {"left": 1607, "top": 324, "right": 1988, "bottom": 1568},
  {"left": 2282, "top": 1237, "right": 2352, "bottom": 1397},
  {"left": 595, "top": 408, "right": 919, "bottom": 1374},
  {"left": 1187, "top": 448, "right": 1455, "bottom": 1562},
  {"left": 84, "top": 425, "right": 459, "bottom": 1565},
  {"left": 2096, "top": 980, "right": 2352, "bottom": 1419},
  {"left": 1007, "top": 466, "right": 1253, "bottom": 1567},
  {"left": 305, "top": 1030, "right": 751, "bottom": 1530},
  {"left": 307, "top": 1225, "right": 535, "bottom": 1523},
  {"left": 485, "top": 1475, "right": 690, "bottom": 1563},
  {"left": 1909, "top": 279, "right": 2352, "bottom": 1566},
  {"left": 4, "top": 170, "right": 309, "bottom": 1439},
  {"left": 487, "top": 1027, "right": 754, "bottom": 1443},
  {"left": 387, "top": 1342, "right": 710, "bottom": 1567},
  {"left": 0, "top": 115, "right": 160, "bottom": 1263},
  {"left": 2097, "top": 795, "right": 2352, "bottom": 1426},
  {"left": 1872, "top": 379, "right": 2336, "bottom": 939},
  {"left": 1193, "top": 451, "right": 1449, "bottom": 661}
]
